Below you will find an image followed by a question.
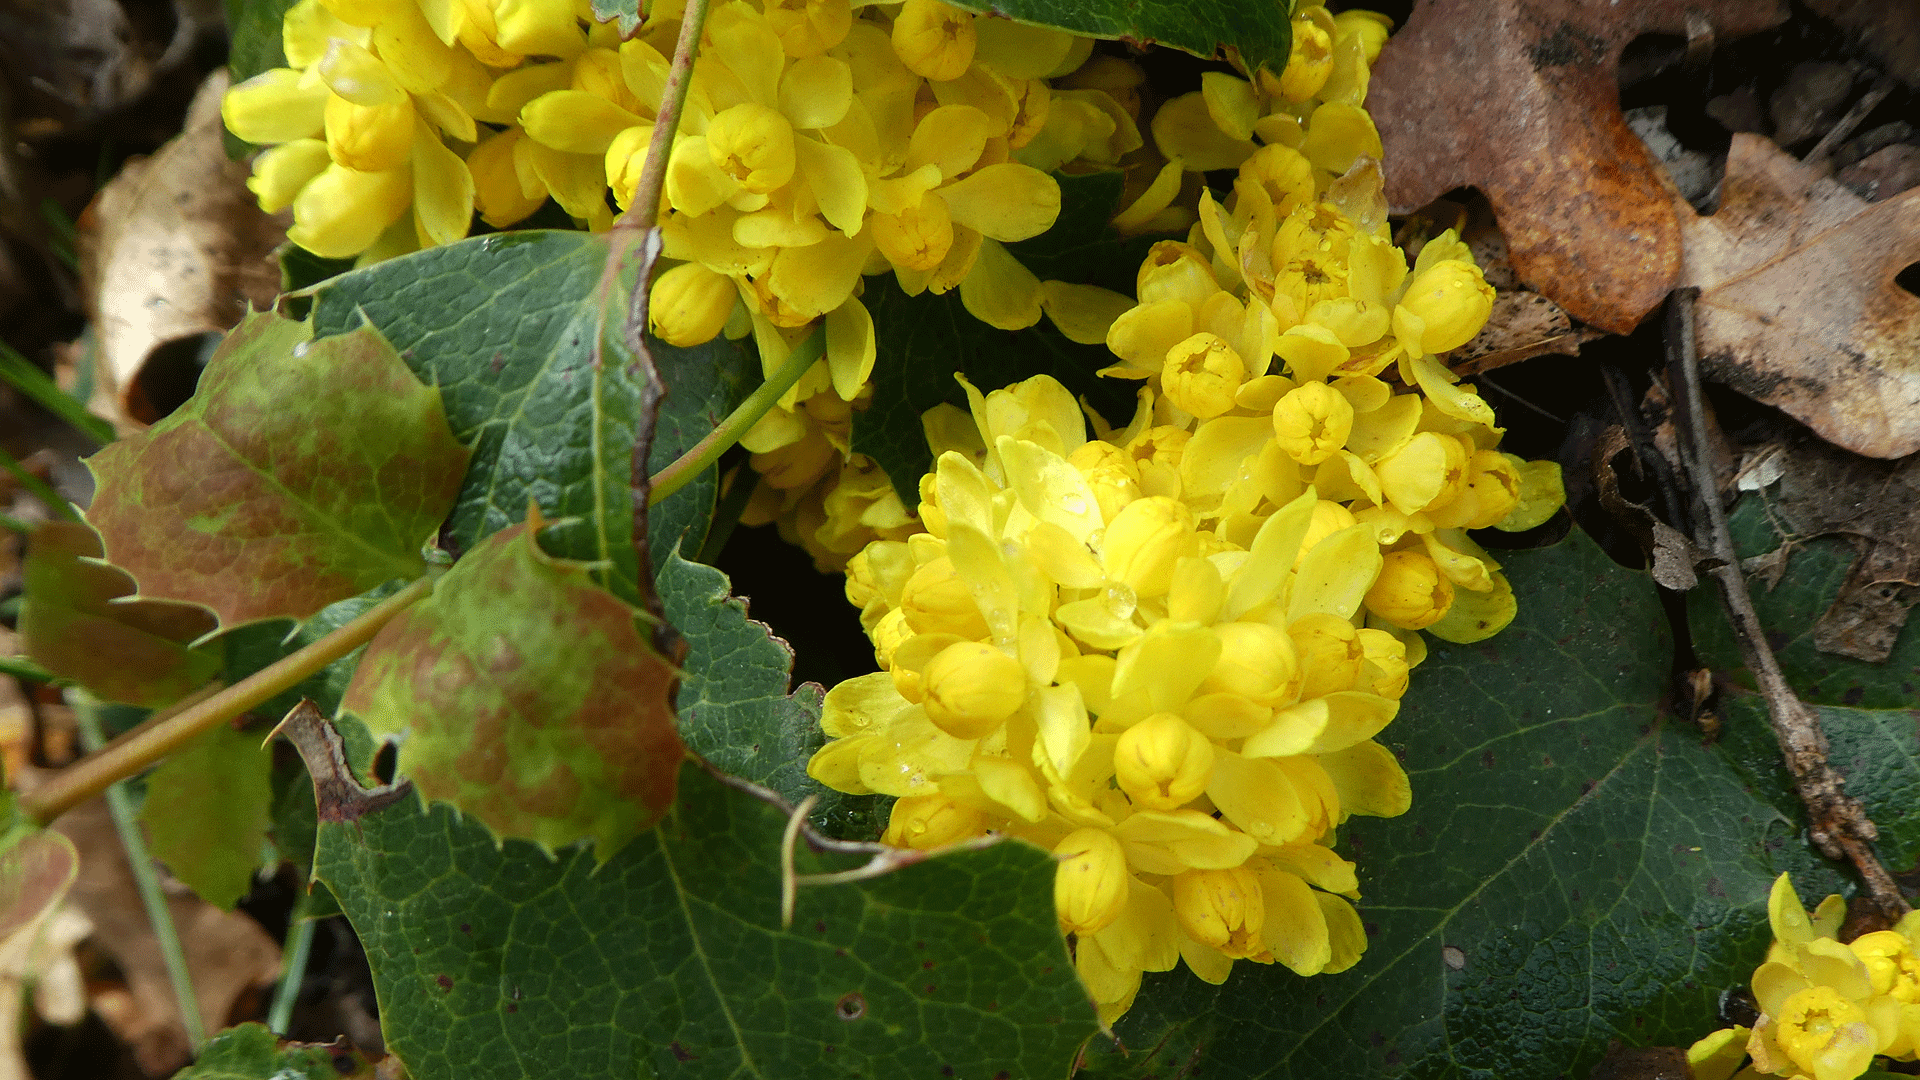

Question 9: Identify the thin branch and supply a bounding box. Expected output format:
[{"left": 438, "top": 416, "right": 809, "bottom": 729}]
[
  {"left": 648, "top": 326, "right": 825, "bottom": 505},
  {"left": 73, "top": 694, "right": 207, "bottom": 1053},
  {"left": 1664, "top": 287, "right": 1910, "bottom": 916},
  {"left": 20, "top": 574, "right": 433, "bottom": 826}
]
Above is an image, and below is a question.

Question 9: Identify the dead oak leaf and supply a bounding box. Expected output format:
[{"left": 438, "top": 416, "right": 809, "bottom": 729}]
[
  {"left": 1369, "top": 0, "right": 1786, "bottom": 334},
  {"left": 1680, "top": 132, "right": 1920, "bottom": 460}
]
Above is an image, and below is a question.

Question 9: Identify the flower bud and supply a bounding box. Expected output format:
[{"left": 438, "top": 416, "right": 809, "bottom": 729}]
[
  {"left": 1135, "top": 240, "right": 1221, "bottom": 308},
  {"left": 1333, "top": 10, "right": 1392, "bottom": 64},
  {"left": 1394, "top": 259, "right": 1494, "bottom": 356},
  {"left": 248, "top": 139, "right": 331, "bottom": 212},
  {"left": 884, "top": 793, "right": 988, "bottom": 849},
  {"left": 766, "top": 0, "right": 853, "bottom": 57},
  {"left": 1203, "top": 621, "right": 1301, "bottom": 706},
  {"left": 1172, "top": 866, "right": 1265, "bottom": 958},
  {"left": 871, "top": 193, "right": 955, "bottom": 272},
  {"left": 1355, "top": 627, "right": 1410, "bottom": 699},
  {"left": 649, "top": 262, "right": 738, "bottom": 347},
  {"left": 900, "top": 556, "right": 990, "bottom": 639},
  {"left": 1462, "top": 449, "right": 1521, "bottom": 529},
  {"left": 1295, "top": 501, "right": 1358, "bottom": 568},
  {"left": 1850, "top": 930, "right": 1920, "bottom": 1000},
  {"left": 891, "top": 0, "right": 977, "bottom": 81},
  {"left": 1114, "top": 711, "right": 1214, "bottom": 810},
  {"left": 493, "top": 0, "right": 586, "bottom": 58},
  {"left": 1053, "top": 827, "right": 1131, "bottom": 935},
  {"left": 1162, "top": 332, "right": 1246, "bottom": 419},
  {"left": 324, "top": 92, "right": 415, "bottom": 173},
  {"left": 1375, "top": 431, "right": 1468, "bottom": 515},
  {"left": 1101, "top": 496, "right": 1197, "bottom": 598},
  {"left": 287, "top": 163, "right": 411, "bottom": 259},
  {"left": 707, "top": 103, "right": 797, "bottom": 194},
  {"left": 1290, "top": 613, "right": 1364, "bottom": 699},
  {"left": 224, "top": 69, "right": 331, "bottom": 146},
  {"left": 1364, "top": 550, "right": 1454, "bottom": 630},
  {"left": 922, "top": 641, "right": 1028, "bottom": 739},
  {"left": 1272, "top": 381, "right": 1354, "bottom": 465},
  {"left": 1278, "top": 7, "right": 1336, "bottom": 102},
  {"left": 469, "top": 128, "right": 544, "bottom": 228}
]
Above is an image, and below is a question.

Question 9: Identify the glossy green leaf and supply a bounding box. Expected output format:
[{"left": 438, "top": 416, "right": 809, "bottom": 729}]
[
  {"left": 855, "top": 172, "right": 1154, "bottom": 500},
  {"left": 308, "top": 231, "right": 757, "bottom": 608},
  {"left": 172, "top": 1022, "right": 378, "bottom": 1080},
  {"left": 950, "top": 0, "right": 1291, "bottom": 76},
  {"left": 18, "top": 520, "right": 221, "bottom": 707},
  {"left": 140, "top": 724, "right": 274, "bottom": 910},
  {"left": 1690, "top": 496, "right": 1920, "bottom": 709},
  {"left": 342, "top": 519, "right": 684, "bottom": 858},
  {"left": 85, "top": 311, "right": 469, "bottom": 629},
  {"left": 1080, "top": 528, "right": 1847, "bottom": 1080},
  {"left": 659, "top": 550, "right": 887, "bottom": 840},
  {"left": 313, "top": 760, "right": 1098, "bottom": 1080},
  {"left": 224, "top": 0, "right": 298, "bottom": 83}
]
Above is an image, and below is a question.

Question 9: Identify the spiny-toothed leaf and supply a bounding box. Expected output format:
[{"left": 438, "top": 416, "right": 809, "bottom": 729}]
[
  {"left": 84, "top": 310, "right": 469, "bottom": 630},
  {"left": 18, "top": 520, "right": 221, "bottom": 707},
  {"left": 340, "top": 515, "right": 685, "bottom": 859},
  {"left": 307, "top": 231, "right": 758, "bottom": 608},
  {"left": 948, "top": 0, "right": 1291, "bottom": 76},
  {"left": 139, "top": 724, "right": 273, "bottom": 910},
  {"left": 297, "top": 734, "right": 1099, "bottom": 1080},
  {"left": 171, "top": 1022, "right": 378, "bottom": 1079}
]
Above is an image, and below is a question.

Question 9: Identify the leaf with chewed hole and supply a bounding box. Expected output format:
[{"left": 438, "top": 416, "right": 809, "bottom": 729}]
[
  {"left": 84, "top": 310, "right": 469, "bottom": 630},
  {"left": 339, "top": 514, "right": 686, "bottom": 859},
  {"left": 18, "top": 520, "right": 221, "bottom": 707}
]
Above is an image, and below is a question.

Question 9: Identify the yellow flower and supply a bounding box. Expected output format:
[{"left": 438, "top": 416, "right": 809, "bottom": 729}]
[
  {"left": 1272, "top": 381, "right": 1354, "bottom": 465},
  {"left": 649, "top": 262, "right": 741, "bottom": 346},
  {"left": 922, "top": 641, "right": 1027, "bottom": 739},
  {"left": 1054, "top": 827, "right": 1131, "bottom": 935},
  {"left": 883, "top": 792, "right": 988, "bottom": 849},
  {"left": 1172, "top": 866, "right": 1264, "bottom": 959},
  {"left": 1114, "top": 712, "right": 1214, "bottom": 810},
  {"left": 1363, "top": 550, "right": 1453, "bottom": 630},
  {"left": 890, "top": 0, "right": 975, "bottom": 81},
  {"left": 1161, "top": 333, "right": 1248, "bottom": 419},
  {"left": 1394, "top": 257, "right": 1495, "bottom": 356}
]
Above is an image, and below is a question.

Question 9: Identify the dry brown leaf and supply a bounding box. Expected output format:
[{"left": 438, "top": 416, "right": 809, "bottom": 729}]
[
  {"left": 78, "top": 68, "right": 285, "bottom": 431},
  {"left": 41, "top": 788, "right": 280, "bottom": 1075},
  {"left": 1679, "top": 132, "right": 1920, "bottom": 460},
  {"left": 1369, "top": 0, "right": 1787, "bottom": 334}
]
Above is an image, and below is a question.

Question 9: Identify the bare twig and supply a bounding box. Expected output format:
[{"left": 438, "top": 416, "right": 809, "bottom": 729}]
[
  {"left": 20, "top": 574, "right": 433, "bottom": 825},
  {"left": 1664, "top": 287, "right": 1910, "bottom": 916},
  {"left": 1803, "top": 77, "right": 1896, "bottom": 172}
]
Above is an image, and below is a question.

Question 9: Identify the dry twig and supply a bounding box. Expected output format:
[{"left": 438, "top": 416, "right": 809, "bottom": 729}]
[{"left": 1664, "top": 287, "right": 1910, "bottom": 916}]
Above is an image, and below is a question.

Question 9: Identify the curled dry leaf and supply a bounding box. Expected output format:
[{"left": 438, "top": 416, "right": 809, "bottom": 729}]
[
  {"left": 78, "top": 67, "right": 286, "bottom": 430},
  {"left": 1679, "top": 132, "right": 1920, "bottom": 460},
  {"left": 1370, "top": 0, "right": 1787, "bottom": 334}
]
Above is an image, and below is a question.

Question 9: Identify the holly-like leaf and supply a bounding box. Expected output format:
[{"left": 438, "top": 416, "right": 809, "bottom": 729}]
[
  {"left": 84, "top": 310, "right": 469, "bottom": 630},
  {"left": 171, "top": 1023, "right": 377, "bottom": 1080},
  {"left": 308, "top": 753, "right": 1098, "bottom": 1080},
  {"left": 659, "top": 550, "right": 886, "bottom": 840},
  {"left": 308, "top": 231, "right": 758, "bottom": 609},
  {"left": 340, "top": 516, "right": 685, "bottom": 858},
  {"left": 139, "top": 724, "right": 274, "bottom": 910},
  {"left": 1369, "top": 0, "right": 1787, "bottom": 333},
  {"left": 588, "top": 0, "right": 639, "bottom": 35},
  {"left": 855, "top": 173, "right": 1153, "bottom": 500},
  {"left": 1081, "top": 528, "right": 1845, "bottom": 1080},
  {"left": 18, "top": 521, "right": 221, "bottom": 707},
  {"left": 951, "top": 0, "right": 1290, "bottom": 77}
]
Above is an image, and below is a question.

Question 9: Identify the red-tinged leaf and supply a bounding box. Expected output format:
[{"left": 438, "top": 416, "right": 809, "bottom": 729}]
[
  {"left": 339, "top": 514, "right": 687, "bottom": 859},
  {"left": 83, "top": 309, "right": 470, "bottom": 629},
  {"left": 18, "top": 520, "right": 221, "bottom": 707}
]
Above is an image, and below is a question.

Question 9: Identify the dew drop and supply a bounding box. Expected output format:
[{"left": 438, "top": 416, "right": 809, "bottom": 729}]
[
  {"left": 1061, "top": 493, "right": 1088, "bottom": 516},
  {"left": 1104, "top": 582, "right": 1137, "bottom": 621},
  {"left": 292, "top": 341, "right": 310, "bottom": 358}
]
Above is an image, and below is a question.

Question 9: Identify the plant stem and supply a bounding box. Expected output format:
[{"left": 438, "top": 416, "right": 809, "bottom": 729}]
[
  {"left": 648, "top": 326, "right": 824, "bottom": 505},
  {"left": 267, "top": 904, "right": 317, "bottom": 1034},
  {"left": 73, "top": 694, "right": 208, "bottom": 1054},
  {"left": 0, "top": 340, "right": 115, "bottom": 443},
  {"left": 616, "top": 0, "right": 712, "bottom": 236},
  {"left": 0, "top": 655, "right": 57, "bottom": 683},
  {"left": 20, "top": 574, "right": 434, "bottom": 827},
  {"left": 0, "top": 511, "right": 31, "bottom": 533},
  {"left": 0, "top": 447, "right": 78, "bottom": 522}
]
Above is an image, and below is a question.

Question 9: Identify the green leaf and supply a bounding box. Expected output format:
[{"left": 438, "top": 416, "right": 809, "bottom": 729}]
[
  {"left": 224, "top": 0, "right": 297, "bottom": 83},
  {"left": 949, "top": 0, "right": 1292, "bottom": 77},
  {"left": 1691, "top": 497, "right": 1920, "bottom": 709},
  {"left": 1081, "top": 528, "right": 1846, "bottom": 1080},
  {"left": 659, "top": 550, "right": 887, "bottom": 840},
  {"left": 342, "top": 518, "right": 684, "bottom": 858},
  {"left": 139, "top": 724, "right": 274, "bottom": 910},
  {"left": 311, "top": 758, "right": 1098, "bottom": 1080},
  {"left": 588, "top": 0, "right": 639, "bottom": 35},
  {"left": 855, "top": 173, "right": 1153, "bottom": 500},
  {"left": 308, "top": 231, "right": 757, "bottom": 607},
  {"left": 171, "top": 1022, "right": 378, "bottom": 1080},
  {"left": 84, "top": 311, "right": 470, "bottom": 629},
  {"left": 18, "top": 520, "right": 222, "bottom": 707}
]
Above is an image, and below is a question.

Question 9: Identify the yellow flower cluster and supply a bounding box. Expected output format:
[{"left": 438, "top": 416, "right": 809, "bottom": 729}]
[{"left": 1690, "top": 875, "right": 1920, "bottom": 1080}]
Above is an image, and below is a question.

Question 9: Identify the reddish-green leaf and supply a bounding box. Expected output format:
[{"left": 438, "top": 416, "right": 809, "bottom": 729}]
[
  {"left": 18, "top": 521, "right": 220, "bottom": 707},
  {"left": 340, "top": 514, "right": 686, "bottom": 858},
  {"left": 84, "top": 310, "right": 470, "bottom": 629},
  {"left": 139, "top": 724, "right": 274, "bottom": 910}
]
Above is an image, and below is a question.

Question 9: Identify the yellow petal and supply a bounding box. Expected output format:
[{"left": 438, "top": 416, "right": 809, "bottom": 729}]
[
  {"left": 1254, "top": 867, "right": 1331, "bottom": 975},
  {"left": 288, "top": 163, "right": 412, "bottom": 259},
  {"left": 972, "top": 18, "right": 1073, "bottom": 80},
  {"left": 938, "top": 162, "right": 1060, "bottom": 242},
  {"left": 223, "top": 69, "right": 328, "bottom": 144},
  {"left": 825, "top": 296, "right": 875, "bottom": 400},
  {"left": 1199, "top": 72, "right": 1259, "bottom": 142},
  {"left": 779, "top": 53, "right": 854, "bottom": 129},
  {"left": 525, "top": 140, "right": 608, "bottom": 218},
  {"left": 907, "top": 105, "right": 995, "bottom": 180},
  {"left": 1316, "top": 739, "right": 1410, "bottom": 818},
  {"left": 1038, "top": 280, "right": 1133, "bottom": 345},
  {"left": 248, "top": 139, "right": 332, "bottom": 213},
  {"left": 316, "top": 38, "right": 405, "bottom": 106},
  {"left": 1288, "top": 522, "right": 1382, "bottom": 624},
  {"left": 1300, "top": 101, "right": 1383, "bottom": 175},
  {"left": 958, "top": 238, "right": 1044, "bottom": 330},
  {"left": 411, "top": 121, "right": 474, "bottom": 248},
  {"left": 665, "top": 135, "right": 740, "bottom": 215},
  {"left": 766, "top": 230, "right": 873, "bottom": 319},
  {"left": 1207, "top": 751, "right": 1310, "bottom": 846},
  {"left": 1111, "top": 810, "right": 1257, "bottom": 875},
  {"left": 1151, "top": 90, "right": 1255, "bottom": 172},
  {"left": 488, "top": 61, "right": 575, "bottom": 118},
  {"left": 521, "top": 89, "right": 647, "bottom": 155},
  {"left": 793, "top": 136, "right": 867, "bottom": 234},
  {"left": 1426, "top": 569, "right": 1517, "bottom": 643},
  {"left": 325, "top": 92, "right": 415, "bottom": 172}
]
